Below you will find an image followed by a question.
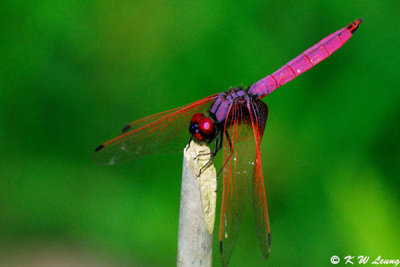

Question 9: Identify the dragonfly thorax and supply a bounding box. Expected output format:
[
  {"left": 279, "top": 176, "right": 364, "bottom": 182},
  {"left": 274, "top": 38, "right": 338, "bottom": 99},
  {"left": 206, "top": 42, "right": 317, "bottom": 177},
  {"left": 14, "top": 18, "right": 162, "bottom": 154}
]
[
  {"left": 209, "top": 87, "right": 253, "bottom": 123},
  {"left": 208, "top": 87, "right": 268, "bottom": 137}
]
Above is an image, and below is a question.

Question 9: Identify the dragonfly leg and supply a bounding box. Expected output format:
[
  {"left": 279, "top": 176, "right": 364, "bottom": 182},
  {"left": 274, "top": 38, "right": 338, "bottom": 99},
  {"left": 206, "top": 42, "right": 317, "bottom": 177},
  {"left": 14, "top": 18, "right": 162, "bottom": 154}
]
[
  {"left": 185, "top": 137, "right": 193, "bottom": 151},
  {"left": 196, "top": 130, "right": 223, "bottom": 176},
  {"left": 216, "top": 130, "right": 232, "bottom": 178},
  {"left": 196, "top": 156, "right": 215, "bottom": 177},
  {"left": 210, "top": 130, "right": 234, "bottom": 193}
]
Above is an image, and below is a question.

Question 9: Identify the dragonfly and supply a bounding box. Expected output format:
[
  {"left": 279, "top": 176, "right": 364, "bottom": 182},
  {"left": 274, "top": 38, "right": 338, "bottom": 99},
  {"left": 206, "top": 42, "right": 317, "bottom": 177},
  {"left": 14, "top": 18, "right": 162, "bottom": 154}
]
[{"left": 94, "top": 19, "right": 362, "bottom": 266}]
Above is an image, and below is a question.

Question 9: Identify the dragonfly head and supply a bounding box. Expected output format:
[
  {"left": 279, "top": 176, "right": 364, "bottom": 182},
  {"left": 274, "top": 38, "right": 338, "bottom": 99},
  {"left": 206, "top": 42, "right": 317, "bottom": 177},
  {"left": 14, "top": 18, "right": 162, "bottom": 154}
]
[{"left": 189, "top": 113, "right": 215, "bottom": 142}]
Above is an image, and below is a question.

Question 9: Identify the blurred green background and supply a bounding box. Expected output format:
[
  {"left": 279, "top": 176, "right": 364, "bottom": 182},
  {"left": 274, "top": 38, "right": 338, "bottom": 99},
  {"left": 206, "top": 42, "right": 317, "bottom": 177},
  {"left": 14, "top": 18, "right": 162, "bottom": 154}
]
[{"left": 1, "top": 0, "right": 399, "bottom": 266}]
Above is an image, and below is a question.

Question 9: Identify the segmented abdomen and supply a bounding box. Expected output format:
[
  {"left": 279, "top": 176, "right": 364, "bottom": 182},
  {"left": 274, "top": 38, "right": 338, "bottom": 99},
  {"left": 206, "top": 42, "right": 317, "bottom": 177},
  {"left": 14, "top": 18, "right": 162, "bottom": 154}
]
[{"left": 248, "top": 19, "right": 362, "bottom": 98}]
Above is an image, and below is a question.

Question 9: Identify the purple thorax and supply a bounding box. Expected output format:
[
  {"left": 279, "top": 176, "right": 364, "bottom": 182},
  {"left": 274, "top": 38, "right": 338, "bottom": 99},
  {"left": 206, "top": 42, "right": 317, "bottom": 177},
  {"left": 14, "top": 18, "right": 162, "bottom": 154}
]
[{"left": 209, "top": 88, "right": 251, "bottom": 123}]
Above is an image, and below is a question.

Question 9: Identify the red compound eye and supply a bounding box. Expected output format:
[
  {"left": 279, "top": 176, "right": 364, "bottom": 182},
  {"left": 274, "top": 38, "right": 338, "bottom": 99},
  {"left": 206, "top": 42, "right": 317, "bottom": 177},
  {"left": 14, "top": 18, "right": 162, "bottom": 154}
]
[
  {"left": 192, "top": 132, "right": 203, "bottom": 141},
  {"left": 191, "top": 113, "right": 204, "bottom": 123},
  {"left": 189, "top": 113, "right": 215, "bottom": 142},
  {"left": 198, "top": 117, "right": 214, "bottom": 136}
]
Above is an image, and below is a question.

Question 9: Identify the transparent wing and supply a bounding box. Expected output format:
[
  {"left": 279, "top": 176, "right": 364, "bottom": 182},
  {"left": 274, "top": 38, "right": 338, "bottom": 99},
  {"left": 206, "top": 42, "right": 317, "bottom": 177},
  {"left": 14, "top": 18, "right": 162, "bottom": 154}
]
[
  {"left": 219, "top": 103, "right": 255, "bottom": 266},
  {"left": 93, "top": 94, "right": 218, "bottom": 164},
  {"left": 248, "top": 100, "right": 271, "bottom": 258}
]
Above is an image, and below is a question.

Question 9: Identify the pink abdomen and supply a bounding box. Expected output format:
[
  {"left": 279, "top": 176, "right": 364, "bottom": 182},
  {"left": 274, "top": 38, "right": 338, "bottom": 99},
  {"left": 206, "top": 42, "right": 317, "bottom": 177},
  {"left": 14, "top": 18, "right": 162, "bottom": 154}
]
[{"left": 248, "top": 19, "right": 362, "bottom": 98}]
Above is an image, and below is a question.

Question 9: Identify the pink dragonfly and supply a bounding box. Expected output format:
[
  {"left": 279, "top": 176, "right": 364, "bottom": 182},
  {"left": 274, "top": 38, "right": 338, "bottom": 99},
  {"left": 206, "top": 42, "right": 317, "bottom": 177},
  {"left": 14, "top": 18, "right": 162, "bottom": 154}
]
[{"left": 94, "top": 19, "right": 362, "bottom": 265}]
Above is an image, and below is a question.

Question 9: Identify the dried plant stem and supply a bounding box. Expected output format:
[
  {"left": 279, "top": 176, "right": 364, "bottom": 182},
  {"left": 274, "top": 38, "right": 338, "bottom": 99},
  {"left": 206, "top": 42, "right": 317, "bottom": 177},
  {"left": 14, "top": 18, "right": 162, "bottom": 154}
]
[{"left": 177, "top": 140, "right": 217, "bottom": 267}]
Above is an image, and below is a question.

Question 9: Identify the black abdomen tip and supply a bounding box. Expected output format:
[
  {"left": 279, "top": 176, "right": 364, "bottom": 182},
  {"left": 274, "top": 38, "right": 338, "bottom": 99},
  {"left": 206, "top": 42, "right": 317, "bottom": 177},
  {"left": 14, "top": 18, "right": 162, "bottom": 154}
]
[
  {"left": 347, "top": 18, "right": 363, "bottom": 33},
  {"left": 122, "top": 124, "right": 131, "bottom": 133},
  {"left": 95, "top": 144, "right": 104, "bottom": 152}
]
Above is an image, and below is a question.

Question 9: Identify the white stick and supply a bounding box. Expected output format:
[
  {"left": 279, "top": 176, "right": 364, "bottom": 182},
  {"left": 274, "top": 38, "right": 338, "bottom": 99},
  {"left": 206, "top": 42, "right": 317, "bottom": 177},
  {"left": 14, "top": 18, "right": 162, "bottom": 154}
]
[{"left": 177, "top": 140, "right": 217, "bottom": 267}]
